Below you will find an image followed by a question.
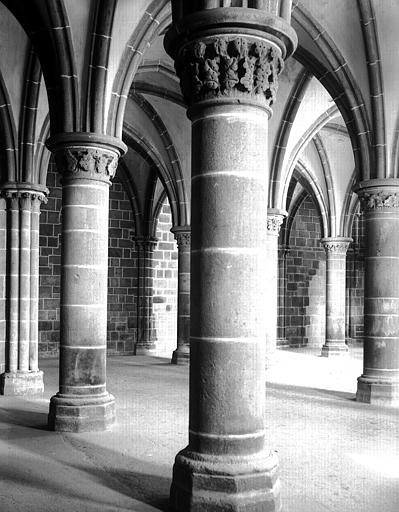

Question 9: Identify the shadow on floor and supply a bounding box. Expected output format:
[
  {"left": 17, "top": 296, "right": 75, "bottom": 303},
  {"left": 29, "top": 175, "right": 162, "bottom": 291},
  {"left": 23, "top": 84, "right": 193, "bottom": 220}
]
[{"left": 0, "top": 405, "right": 172, "bottom": 511}]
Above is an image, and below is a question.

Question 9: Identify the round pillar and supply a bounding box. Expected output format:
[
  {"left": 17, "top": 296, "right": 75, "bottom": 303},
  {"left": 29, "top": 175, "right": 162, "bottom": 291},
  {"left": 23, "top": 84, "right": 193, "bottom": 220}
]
[
  {"left": 0, "top": 185, "right": 47, "bottom": 395},
  {"left": 171, "top": 227, "right": 191, "bottom": 365},
  {"left": 320, "top": 237, "right": 352, "bottom": 357},
  {"left": 277, "top": 245, "right": 289, "bottom": 346},
  {"left": 265, "top": 210, "right": 285, "bottom": 367},
  {"left": 46, "top": 132, "right": 126, "bottom": 431},
  {"left": 134, "top": 237, "right": 158, "bottom": 355},
  {"left": 165, "top": 6, "right": 297, "bottom": 511},
  {"left": 356, "top": 180, "right": 399, "bottom": 406},
  {"left": 0, "top": 195, "right": 6, "bottom": 375}
]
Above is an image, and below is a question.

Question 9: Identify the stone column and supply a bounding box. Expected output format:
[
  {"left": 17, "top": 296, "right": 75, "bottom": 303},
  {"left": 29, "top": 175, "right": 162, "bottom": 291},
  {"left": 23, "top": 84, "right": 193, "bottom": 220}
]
[
  {"left": 0, "top": 185, "right": 47, "bottom": 395},
  {"left": 46, "top": 132, "right": 126, "bottom": 432},
  {"left": 320, "top": 237, "right": 352, "bottom": 357},
  {"left": 134, "top": 236, "right": 157, "bottom": 355},
  {"left": 165, "top": 6, "right": 296, "bottom": 511},
  {"left": 171, "top": 226, "right": 190, "bottom": 365},
  {"left": 356, "top": 180, "right": 399, "bottom": 406},
  {"left": 277, "top": 245, "right": 289, "bottom": 346},
  {"left": 0, "top": 195, "right": 6, "bottom": 375},
  {"left": 265, "top": 209, "right": 285, "bottom": 366}
]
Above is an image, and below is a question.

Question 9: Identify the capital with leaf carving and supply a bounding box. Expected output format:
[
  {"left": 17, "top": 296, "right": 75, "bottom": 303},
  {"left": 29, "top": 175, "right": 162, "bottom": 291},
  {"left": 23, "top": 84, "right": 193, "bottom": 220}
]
[
  {"left": 164, "top": 6, "right": 297, "bottom": 113},
  {"left": 46, "top": 132, "right": 127, "bottom": 184}
]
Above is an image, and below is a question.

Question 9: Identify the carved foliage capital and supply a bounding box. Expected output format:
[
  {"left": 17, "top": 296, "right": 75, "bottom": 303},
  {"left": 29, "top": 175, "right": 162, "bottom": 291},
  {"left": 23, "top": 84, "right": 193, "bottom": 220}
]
[
  {"left": 175, "top": 36, "right": 283, "bottom": 107},
  {"left": 1, "top": 189, "right": 47, "bottom": 208},
  {"left": 359, "top": 191, "right": 399, "bottom": 211},
  {"left": 267, "top": 214, "right": 284, "bottom": 235},
  {"left": 54, "top": 146, "right": 119, "bottom": 183},
  {"left": 322, "top": 240, "right": 351, "bottom": 255},
  {"left": 174, "top": 230, "right": 191, "bottom": 248}
]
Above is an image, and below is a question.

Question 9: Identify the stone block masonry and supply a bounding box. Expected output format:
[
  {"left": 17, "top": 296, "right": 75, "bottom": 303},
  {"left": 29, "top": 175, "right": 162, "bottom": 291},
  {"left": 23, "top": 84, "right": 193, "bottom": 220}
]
[
  {"left": 284, "top": 196, "right": 326, "bottom": 347},
  {"left": 153, "top": 199, "right": 177, "bottom": 357},
  {"left": 39, "top": 162, "right": 138, "bottom": 356}
]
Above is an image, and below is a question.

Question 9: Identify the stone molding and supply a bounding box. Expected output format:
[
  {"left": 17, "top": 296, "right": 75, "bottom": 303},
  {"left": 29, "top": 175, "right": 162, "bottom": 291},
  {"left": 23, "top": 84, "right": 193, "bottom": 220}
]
[
  {"left": 0, "top": 187, "right": 48, "bottom": 205},
  {"left": 172, "top": 227, "right": 191, "bottom": 248},
  {"left": 321, "top": 238, "right": 352, "bottom": 255},
  {"left": 134, "top": 237, "right": 158, "bottom": 252},
  {"left": 360, "top": 191, "right": 399, "bottom": 211},
  {"left": 54, "top": 147, "right": 119, "bottom": 183},
  {"left": 175, "top": 36, "right": 283, "bottom": 107},
  {"left": 267, "top": 214, "right": 284, "bottom": 235},
  {"left": 46, "top": 132, "right": 127, "bottom": 184}
]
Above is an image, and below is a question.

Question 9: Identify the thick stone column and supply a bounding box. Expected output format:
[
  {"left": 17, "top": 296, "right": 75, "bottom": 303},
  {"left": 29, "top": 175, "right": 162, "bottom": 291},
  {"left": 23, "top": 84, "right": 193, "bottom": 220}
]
[
  {"left": 165, "top": 6, "right": 296, "bottom": 511},
  {"left": 0, "top": 185, "right": 47, "bottom": 395},
  {"left": 171, "top": 226, "right": 190, "bottom": 365},
  {"left": 134, "top": 237, "right": 157, "bottom": 355},
  {"left": 356, "top": 180, "right": 399, "bottom": 406},
  {"left": 320, "top": 237, "right": 352, "bottom": 357},
  {"left": 0, "top": 195, "right": 6, "bottom": 375},
  {"left": 46, "top": 133, "right": 126, "bottom": 432},
  {"left": 265, "top": 209, "right": 285, "bottom": 366}
]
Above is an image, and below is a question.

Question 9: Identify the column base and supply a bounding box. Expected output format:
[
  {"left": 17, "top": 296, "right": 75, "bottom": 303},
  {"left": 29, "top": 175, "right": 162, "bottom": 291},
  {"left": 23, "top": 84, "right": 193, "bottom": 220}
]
[
  {"left": 0, "top": 370, "right": 44, "bottom": 396},
  {"left": 171, "top": 345, "right": 190, "bottom": 365},
  {"left": 48, "top": 392, "right": 116, "bottom": 432},
  {"left": 134, "top": 342, "right": 157, "bottom": 356},
  {"left": 170, "top": 448, "right": 281, "bottom": 512},
  {"left": 320, "top": 344, "right": 349, "bottom": 357},
  {"left": 276, "top": 338, "right": 289, "bottom": 347},
  {"left": 356, "top": 376, "right": 399, "bottom": 407}
]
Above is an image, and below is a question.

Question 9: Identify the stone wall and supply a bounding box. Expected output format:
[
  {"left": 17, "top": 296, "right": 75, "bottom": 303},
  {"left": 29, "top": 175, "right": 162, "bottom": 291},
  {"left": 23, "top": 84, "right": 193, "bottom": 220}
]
[
  {"left": 346, "top": 213, "right": 365, "bottom": 343},
  {"left": 153, "top": 199, "right": 178, "bottom": 357},
  {"left": 284, "top": 195, "right": 326, "bottom": 347},
  {"left": 39, "top": 164, "right": 138, "bottom": 357}
]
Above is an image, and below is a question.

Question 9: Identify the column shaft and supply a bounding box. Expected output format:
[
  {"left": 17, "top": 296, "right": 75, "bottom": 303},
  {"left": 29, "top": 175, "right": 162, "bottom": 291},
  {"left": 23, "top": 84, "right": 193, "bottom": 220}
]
[
  {"left": 9, "top": 196, "right": 19, "bottom": 373},
  {"left": 277, "top": 246, "right": 288, "bottom": 345},
  {"left": 18, "top": 195, "right": 31, "bottom": 371},
  {"left": 135, "top": 238, "right": 157, "bottom": 355},
  {"left": 47, "top": 133, "right": 126, "bottom": 431},
  {"left": 0, "top": 197, "right": 6, "bottom": 374},
  {"left": 1, "top": 187, "right": 46, "bottom": 395},
  {"left": 321, "top": 238, "right": 351, "bottom": 357},
  {"left": 265, "top": 211, "right": 284, "bottom": 367},
  {"left": 30, "top": 198, "right": 41, "bottom": 371},
  {"left": 171, "top": 227, "right": 190, "bottom": 365},
  {"left": 165, "top": 6, "right": 296, "bottom": 509},
  {"left": 356, "top": 181, "right": 399, "bottom": 405}
]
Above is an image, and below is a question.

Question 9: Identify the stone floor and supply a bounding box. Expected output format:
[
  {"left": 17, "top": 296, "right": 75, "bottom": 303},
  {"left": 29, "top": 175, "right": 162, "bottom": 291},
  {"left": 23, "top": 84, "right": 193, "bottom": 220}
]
[{"left": 1, "top": 345, "right": 398, "bottom": 512}]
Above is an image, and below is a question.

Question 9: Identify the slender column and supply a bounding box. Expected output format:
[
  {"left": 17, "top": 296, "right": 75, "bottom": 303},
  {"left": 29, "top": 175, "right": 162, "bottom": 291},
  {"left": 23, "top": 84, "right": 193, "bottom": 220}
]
[
  {"left": 165, "top": 6, "right": 296, "bottom": 511},
  {"left": 171, "top": 226, "right": 190, "bottom": 365},
  {"left": 265, "top": 210, "right": 285, "bottom": 367},
  {"left": 277, "top": 245, "right": 289, "bottom": 346},
  {"left": 0, "top": 196, "right": 6, "bottom": 374},
  {"left": 356, "top": 180, "right": 399, "bottom": 406},
  {"left": 30, "top": 196, "right": 42, "bottom": 372},
  {"left": 134, "top": 237, "right": 157, "bottom": 355},
  {"left": 46, "top": 132, "right": 126, "bottom": 431},
  {"left": 320, "top": 237, "right": 352, "bottom": 357},
  {"left": 0, "top": 185, "right": 47, "bottom": 395}
]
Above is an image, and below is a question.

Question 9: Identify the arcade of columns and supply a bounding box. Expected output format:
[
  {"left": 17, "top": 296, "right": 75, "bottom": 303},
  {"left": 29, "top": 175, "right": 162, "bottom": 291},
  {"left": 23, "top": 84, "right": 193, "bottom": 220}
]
[{"left": 1, "top": 0, "right": 399, "bottom": 510}]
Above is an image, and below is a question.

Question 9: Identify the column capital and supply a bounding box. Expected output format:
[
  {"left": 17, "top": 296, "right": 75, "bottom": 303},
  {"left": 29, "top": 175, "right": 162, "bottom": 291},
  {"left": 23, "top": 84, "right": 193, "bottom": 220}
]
[
  {"left": 357, "top": 179, "right": 399, "bottom": 212},
  {"left": 134, "top": 236, "right": 158, "bottom": 252},
  {"left": 0, "top": 182, "right": 48, "bottom": 203},
  {"left": 171, "top": 226, "right": 191, "bottom": 248},
  {"left": 165, "top": 6, "right": 297, "bottom": 111},
  {"left": 267, "top": 208, "right": 286, "bottom": 236},
  {"left": 321, "top": 237, "right": 352, "bottom": 255},
  {"left": 46, "top": 132, "right": 127, "bottom": 184}
]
